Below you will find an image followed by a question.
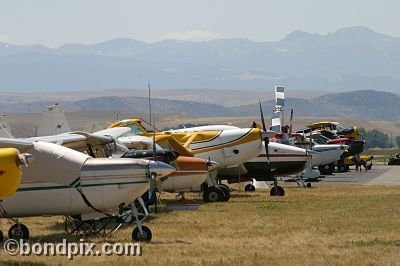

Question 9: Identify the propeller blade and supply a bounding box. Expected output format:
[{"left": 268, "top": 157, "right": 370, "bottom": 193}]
[
  {"left": 259, "top": 100, "right": 267, "bottom": 131},
  {"left": 264, "top": 138, "right": 270, "bottom": 163},
  {"left": 289, "top": 108, "right": 293, "bottom": 137},
  {"left": 148, "top": 173, "right": 157, "bottom": 200},
  {"left": 258, "top": 100, "right": 270, "bottom": 163}
]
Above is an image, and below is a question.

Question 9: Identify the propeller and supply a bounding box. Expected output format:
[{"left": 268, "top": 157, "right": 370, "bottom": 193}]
[
  {"left": 259, "top": 100, "right": 270, "bottom": 163},
  {"left": 288, "top": 108, "right": 293, "bottom": 137}
]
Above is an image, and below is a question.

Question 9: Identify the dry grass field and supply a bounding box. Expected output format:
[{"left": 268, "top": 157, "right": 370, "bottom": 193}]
[{"left": 1, "top": 185, "right": 400, "bottom": 265}]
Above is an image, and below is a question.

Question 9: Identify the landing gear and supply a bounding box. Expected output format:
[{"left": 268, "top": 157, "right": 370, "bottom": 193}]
[
  {"left": 130, "top": 198, "right": 152, "bottom": 242},
  {"left": 218, "top": 185, "right": 231, "bottom": 201},
  {"left": 0, "top": 230, "right": 3, "bottom": 243},
  {"left": 244, "top": 184, "right": 256, "bottom": 192},
  {"left": 203, "top": 172, "right": 228, "bottom": 202},
  {"left": 203, "top": 186, "right": 224, "bottom": 202},
  {"left": 132, "top": 225, "right": 152, "bottom": 242},
  {"left": 270, "top": 186, "right": 285, "bottom": 196},
  {"left": 270, "top": 180, "right": 285, "bottom": 196},
  {"left": 8, "top": 223, "right": 29, "bottom": 240},
  {"left": 318, "top": 163, "right": 335, "bottom": 175}
]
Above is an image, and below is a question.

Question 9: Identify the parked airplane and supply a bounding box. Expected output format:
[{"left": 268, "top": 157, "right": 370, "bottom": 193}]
[
  {"left": 109, "top": 118, "right": 272, "bottom": 201},
  {"left": 166, "top": 124, "right": 310, "bottom": 196},
  {"left": 0, "top": 138, "right": 175, "bottom": 242},
  {"left": 0, "top": 147, "right": 32, "bottom": 242}
]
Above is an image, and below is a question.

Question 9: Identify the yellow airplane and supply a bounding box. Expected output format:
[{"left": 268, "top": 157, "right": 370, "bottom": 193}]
[
  {"left": 0, "top": 148, "right": 30, "bottom": 242},
  {"left": 307, "top": 121, "right": 360, "bottom": 140},
  {"left": 0, "top": 148, "right": 24, "bottom": 200}
]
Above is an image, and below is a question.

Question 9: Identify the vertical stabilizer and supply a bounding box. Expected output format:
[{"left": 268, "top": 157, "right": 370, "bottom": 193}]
[
  {"left": 37, "top": 103, "right": 71, "bottom": 136},
  {"left": 0, "top": 114, "right": 14, "bottom": 138},
  {"left": 271, "top": 110, "right": 281, "bottom": 133}
]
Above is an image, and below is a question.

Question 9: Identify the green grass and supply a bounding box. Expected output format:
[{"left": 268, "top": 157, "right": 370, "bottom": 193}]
[{"left": 1, "top": 186, "right": 400, "bottom": 265}]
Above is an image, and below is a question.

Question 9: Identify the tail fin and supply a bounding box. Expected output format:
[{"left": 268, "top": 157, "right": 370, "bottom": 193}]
[
  {"left": 0, "top": 114, "right": 14, "bottom": 138},
  {"left": 37, "top": 103, "right": 71, "bottom": 136}
]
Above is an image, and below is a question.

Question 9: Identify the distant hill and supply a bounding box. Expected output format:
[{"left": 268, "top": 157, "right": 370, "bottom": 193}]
[
  {"left": 0, "top": 89, "right": 399, "bottom": 121},
  {"left": 1, "top": 27, "right": 400, "bottom": 92},
  {"left": 234, "top": 90, "right": 400, "bottom": 121}
]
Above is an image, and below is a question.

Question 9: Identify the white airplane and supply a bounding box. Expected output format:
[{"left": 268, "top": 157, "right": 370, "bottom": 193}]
[
  {"left": 0, "top": 137, "right": 175, "bottom": 242},
  {"left": 109, "top": 118, "right": 273, "bottom": 202},
  {"left": 169, "top": 124, "right": 310, "bottom": 196}
]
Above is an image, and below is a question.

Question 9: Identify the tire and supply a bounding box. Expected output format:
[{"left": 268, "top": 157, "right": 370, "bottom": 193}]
[
  {"left": 318, "top": 163, "right": 335, "bottom": 175},
  {"left": 8, "top": 224, "right": 29, "bottom": 240},
  {"left": 203, "top": 187, "right": 224, "bottom": 202},
  {"left": 0, "top": 231, "right": 3, "bottom": 243},
  {"left": 244, "top": 184, "right": 256, "bottom": 192},
  {"left": 270, "top": 186, "right": 285, "bottom": 196},
  {"left": 132, "top": 226, "right": 152, "bottom": 242},
  {"left": 218, "top": 185, "right": 231, "bottom": 202}
]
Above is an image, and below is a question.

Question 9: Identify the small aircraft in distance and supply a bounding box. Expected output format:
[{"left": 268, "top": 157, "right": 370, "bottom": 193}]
[{"left": 0, "top": 137, "right": 175, "bottom": 242}]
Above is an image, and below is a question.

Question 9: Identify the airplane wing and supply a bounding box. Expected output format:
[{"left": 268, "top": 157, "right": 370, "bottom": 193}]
[
  {"left": 0, "top": 137, "right": 33, "bottom": 152},
  {"left": 92, "top": 127, "right": 131, "bottom": 139},
  {"left": 27, "top": 133, "right": 91, "bottom": 152},
  {"left": 25, "top": 128, "right": 130, "bottom": 151}
]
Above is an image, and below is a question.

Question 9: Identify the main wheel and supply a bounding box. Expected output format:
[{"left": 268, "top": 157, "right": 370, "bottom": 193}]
[
  {"left": 8, "top": 223, "right": 29, "bottom": 240},
  {"left": 270, "top": 186, "right": 285, "bottom": 196},
  {"left": 244, "top": 184, "right": 256, "bottom": 192},
  {"left": 0, "top": 231, "right": 3, "bottom": 243},
  {"left": 218, "top": 185, "right": 231, "bottom": 202},
  {"left": 318, "top": 163, "right": 335, "bottom": 175},
  {"left": 203, "top": 187, "right": 224, "bottom": 202},
  {"left": 132, "top": 226, "right": 152, "bottom": 242}
]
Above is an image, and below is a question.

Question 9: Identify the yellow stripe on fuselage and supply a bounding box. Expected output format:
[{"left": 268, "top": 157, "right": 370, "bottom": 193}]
[{"left": 109, "top": 119, "right": 262, "bottom": 155}]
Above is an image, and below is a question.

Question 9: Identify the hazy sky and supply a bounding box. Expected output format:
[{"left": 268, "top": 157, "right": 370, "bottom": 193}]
[{"left": 0, "top": 0, "right": 399, "bottom": 47}]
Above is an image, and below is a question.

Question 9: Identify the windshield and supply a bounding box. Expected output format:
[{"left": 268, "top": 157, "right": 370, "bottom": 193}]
[
  {"left": 138, "top": 120, "right": 157, "bottom": 133},
  {"left": 124, "top": 124, "right": 145, "bottom": 136}
]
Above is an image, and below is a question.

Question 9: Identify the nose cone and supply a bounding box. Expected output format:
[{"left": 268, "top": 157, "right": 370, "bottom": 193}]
[
  {"left": 207, "top": 160, "right": 220, "bottom": 171},
  {"left": 149, "top": 161, "right": 176, "bottom": 178}
]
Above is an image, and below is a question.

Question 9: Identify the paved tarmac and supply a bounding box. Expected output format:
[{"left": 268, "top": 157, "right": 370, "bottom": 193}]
[{"left": 318, "top": 165, "right": 400, "bottom": 186}]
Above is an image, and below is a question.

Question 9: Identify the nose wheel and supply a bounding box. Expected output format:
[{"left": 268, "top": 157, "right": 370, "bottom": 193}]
[
  {"left": 245, "top": 184, "right": 256, "bottom": 192},
  {"left": 8, "top": 223, "right": 29, "bottom": 240},
  {"left": 130, "top": 198, "right": 152, "bottom": 242},
  {"left": 132, "top": 225, "right": 152, "bottom": 242}
]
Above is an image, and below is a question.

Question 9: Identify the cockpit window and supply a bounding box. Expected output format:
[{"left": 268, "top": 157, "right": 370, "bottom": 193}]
[
  {"left": 124, "top": 124, "right": 145, "bottom": 136},
  {"left": 138, "top": 121, "right": 157, "bottom": 133}
]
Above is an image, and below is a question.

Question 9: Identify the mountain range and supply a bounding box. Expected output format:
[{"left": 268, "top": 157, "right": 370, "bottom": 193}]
[
  {"left": 1, "top": 26, "right": 400, "bottom": 92},
  {"left": 1, "top": 90, "right": 399, "bottom": 121}
]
